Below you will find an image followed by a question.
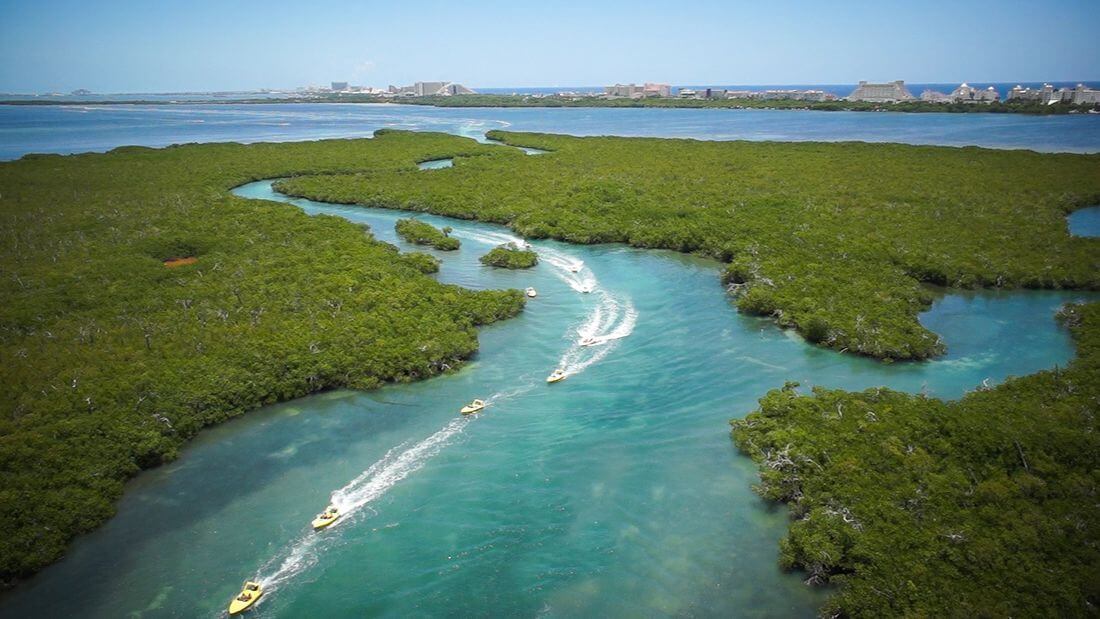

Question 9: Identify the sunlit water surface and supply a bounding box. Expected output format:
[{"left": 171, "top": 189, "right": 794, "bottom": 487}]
[
  {"left": 1068, "top": 206, "right": 1100, "bottom": 237},
  {"left": 2, "top": 102, "right": 1100, "bottom": 161},
  {"left": 1, "top": 174, "right": 1093, "bottom": 618}
]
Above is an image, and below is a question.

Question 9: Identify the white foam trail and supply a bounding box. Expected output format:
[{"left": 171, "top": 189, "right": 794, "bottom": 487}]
[
  {"left": 454, "top": 229, "right": 524, "bottom": 247},
  {"left": 453, "top": 230, "right": 594, "bottom": 293},
  {"left": 330, "top": 417, "right": 468, "bottom": 513},
  {"left": 255, "top": 416, "right": 471, "bottom": 593},
  {"left": 536, "top": 248, "right": 591, "bottom": 293},
  {"left": 558, "top": 293, "right": 638, "bottom": 377}
]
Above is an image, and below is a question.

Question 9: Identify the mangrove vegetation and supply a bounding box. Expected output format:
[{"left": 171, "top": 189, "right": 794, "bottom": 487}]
[
  {"left": 3, "top": 130, "right": 1099, "bottom": 618},
  {"left": 0, "top": 132, "right": 524, "bottom": 584},
  {"left": 394, "top": 218, "right": 460, "bottom": 250},
  {"left": 277, "top": 130, "right": 1100, "bottom": 360},
  {"left": 479, "top": 243, "right": 539, "bottom": 269},
  {"left": 731, "top": 301, "right": 1100, "bottom": 616}
]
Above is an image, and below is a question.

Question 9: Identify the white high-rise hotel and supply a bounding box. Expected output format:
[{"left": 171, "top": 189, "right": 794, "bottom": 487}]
[{"left": 847, "top": 81, "right": 914, "bottom": 102}]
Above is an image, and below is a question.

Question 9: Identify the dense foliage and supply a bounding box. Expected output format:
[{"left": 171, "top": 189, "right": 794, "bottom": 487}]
[
  {"left": 402, "top": 251, "right": 441, "bottom": 274},
  {"left": 0, "top": 131, "right": 524, "bottom": 584},
  {"left": 731, "top": 301, "right": 1100, "bottom": 617},
  {"left": 479, "top": 243, "right": 539, "bottom": 269},
  {"left": 278, "top": 131, "right": 1100, "bottom": 360},
  {"left": 394, "top": 218, "right": 460, "bottom": 250}
]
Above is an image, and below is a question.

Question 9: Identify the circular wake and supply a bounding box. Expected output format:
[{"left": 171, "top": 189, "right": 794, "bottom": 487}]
[
  {"left": 557, "top": 290, "right": 638, "bottom": 377},
  {"left": 451, "top": 227, "right": 637, "bottom": 378}
]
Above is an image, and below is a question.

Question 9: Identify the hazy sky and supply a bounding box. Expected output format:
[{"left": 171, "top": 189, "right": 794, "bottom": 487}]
[{"left": 1, "top": 0, "right": 1098, "bottom": 92}]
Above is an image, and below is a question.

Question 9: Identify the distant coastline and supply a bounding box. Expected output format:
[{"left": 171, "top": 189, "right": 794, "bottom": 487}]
[{"left": 3, "top": 93, "right": 1098, "bottom": 115}]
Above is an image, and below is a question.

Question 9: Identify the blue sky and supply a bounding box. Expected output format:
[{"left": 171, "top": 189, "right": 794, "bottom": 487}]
[{"left": 1, "top": 0, "right": 1097, "bottom": 92}]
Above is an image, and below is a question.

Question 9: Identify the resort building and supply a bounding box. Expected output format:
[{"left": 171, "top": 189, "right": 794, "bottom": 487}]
[
  {"left": 604, "top": 83, "right": 671, "bottom": 98},
  {"left": 386, "top": 82, "right": 476, "bottom": 96},
  {"left": 644, "top": 83, "right": 672, "bottom": 97},
  {"left": 949, "top": 83, "right": 999, "bottom": 103},
  {"left": 1006, "top": 83, "right": 1100, "bottom": 105},
  {"left": 920, "top": 89, "right": 952, "bottom": 103},
  {"left": 675, "top": 88, "right": 835, "bottom": 102},
  {"left": 1070, "top": 84, "right": 1100, "bottom": 105},
  {"left": 757, "top": 89, "right": 836, "bottom": 102},
  {"left": 1007, "top": 84, "right": 1049, "bottom": 102},
  {"left": 847, "top": 80, "right": 914, "bottom": 102},
  {"left": 330, "top": 81, "right": 349, "bottom": 92}
]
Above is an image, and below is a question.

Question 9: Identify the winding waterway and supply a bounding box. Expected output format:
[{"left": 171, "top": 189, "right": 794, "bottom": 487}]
[{"left": 1, "top": 172, "right": 1093, "bottom": 617}]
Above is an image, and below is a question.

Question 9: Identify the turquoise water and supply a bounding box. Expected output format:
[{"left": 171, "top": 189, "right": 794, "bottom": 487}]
[
  {"left": 2, "top": 178, "right": 1092, "bottom": 618},
  {"left": 1068, "top": 206, "right": 1100, "bottom": 237},
  {"left": 416, "top": 158, "right": 453, "bottom": 170},
  {"left": 3, "top": 102, "right": 1100, "bottom": 161}
]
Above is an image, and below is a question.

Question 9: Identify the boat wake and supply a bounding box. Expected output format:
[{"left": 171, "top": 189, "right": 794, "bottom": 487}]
[
  {"left": 455, "top": 229, "right": 594, "bottom": 293},
  {"left": 225, "top": 183, "right": 639, "bottom": 612},
  {"left": 253, "top": 416, "right": 472, "bottom": 595},
  {"left": 558, "top": 290, "right": 638, "bottom": 377}
]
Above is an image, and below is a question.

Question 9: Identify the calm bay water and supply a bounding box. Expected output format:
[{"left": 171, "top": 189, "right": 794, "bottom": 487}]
[
  {"left": 1, "top": 176, "right": 1092, "bottom": 618},
  {"left": 2, "top": 102, "right": 1100, "bottom": 161}
]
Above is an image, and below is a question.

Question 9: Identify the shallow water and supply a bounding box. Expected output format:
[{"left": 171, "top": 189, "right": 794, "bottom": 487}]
[
  {"left": 3, "top": 102, "right": 1100, "bottom": 161},
  {"left": 416, "top": 158, "right": 453, "bottom": 170},
  {"left": 2, "top": 178, "right": 1092, "bottom": 618},
  {"left": 1068, "top": 206, "right": 1100, "bottom": 237}
]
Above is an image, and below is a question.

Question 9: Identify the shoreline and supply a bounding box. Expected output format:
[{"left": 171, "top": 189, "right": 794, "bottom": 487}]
[{"left": 3, "top": 94, "right": 1099, "bottom": 116}]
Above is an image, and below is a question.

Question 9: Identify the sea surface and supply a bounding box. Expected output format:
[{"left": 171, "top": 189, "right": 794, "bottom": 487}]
[
  {"left": 3, "top": 101, "right": 1100, "bottom": 161},
  {"left": 1, "top": 173, "right": 1093, "bottom": 618}
]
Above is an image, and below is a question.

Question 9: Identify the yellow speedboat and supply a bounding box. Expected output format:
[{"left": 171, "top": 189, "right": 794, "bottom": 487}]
[
  {"left": 525, "top": 287, "right": 537, "bottom": 298},
  {"left": 460, "top": 399, "right": 486, "bottom": 415},
  {"left": 311, "top": 505, "right": 340, "bottom": 530},
  {"left": 228, "top": 581, "right": 262, "bottom": 615},
  {"left": 546, "top": 369, "right": 567, "bottom": 383}
]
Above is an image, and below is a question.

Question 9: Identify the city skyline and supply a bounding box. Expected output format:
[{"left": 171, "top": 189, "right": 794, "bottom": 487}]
[{"left": 1, "top": 0, "right": 1098, "bottom": 93}]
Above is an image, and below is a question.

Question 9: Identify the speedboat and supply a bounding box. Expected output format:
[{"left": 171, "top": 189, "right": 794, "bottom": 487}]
[
  {"left": 525, "top": 287, "right": 537, "bottom": 298},
  {"left": 579, "top": 336, "right": 599, "bottom": 347},
  {"left": 568, "top": 263, "right": 583, "bottom": 273},
  {"left": 546, "top": 369, "right": 567, "bottom": 383},
  {"left": 460, "top": 399, "right": 486, "bottom": 415},
  {"left": 228, "top": 581, "right": 263, "bottom": 615},
  {"left": 580, "top": 284, "right": 593, "bottom": 293},
  {"left": 311, "top": 505, "right": 340, "bottom": 530}
]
